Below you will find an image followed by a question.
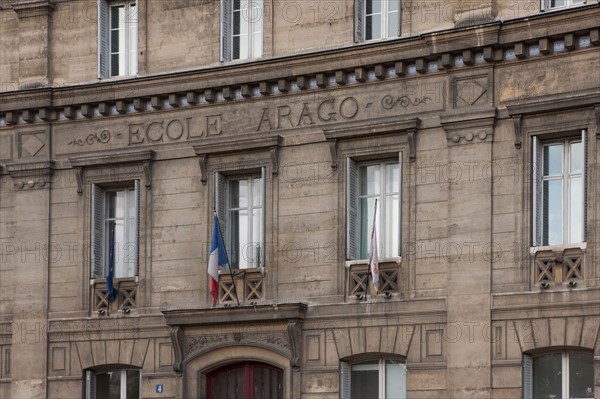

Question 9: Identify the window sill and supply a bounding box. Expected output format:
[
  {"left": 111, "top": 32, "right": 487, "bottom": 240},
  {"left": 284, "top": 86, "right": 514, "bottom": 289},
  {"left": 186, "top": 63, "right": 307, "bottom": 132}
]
[
  {"left": 98, "top": 73, "right": 140, "bottom": 82},
  {"left": 529, "top": 242, "right": 586, "bottom": 255}
]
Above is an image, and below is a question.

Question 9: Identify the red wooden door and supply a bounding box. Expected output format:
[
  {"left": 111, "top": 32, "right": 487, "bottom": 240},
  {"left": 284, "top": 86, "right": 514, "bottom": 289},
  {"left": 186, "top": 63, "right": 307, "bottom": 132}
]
[{"left": 207, "top": 362, "right": 283, "bottom": 399}]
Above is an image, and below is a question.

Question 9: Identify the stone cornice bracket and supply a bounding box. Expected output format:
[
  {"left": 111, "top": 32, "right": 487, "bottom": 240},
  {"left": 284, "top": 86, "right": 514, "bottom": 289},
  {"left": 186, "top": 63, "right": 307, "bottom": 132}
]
[
  {"left": 512, "top": 115, "right": 523, "bottom": 149},
  {"left": 595, "top": 105, "right": 600, "bottom": 140},
  {"left": 11, "top": 0, "right": 55, "bottom": 19},
  {"left": 69, "top": 149, "right": 156, "bottom": 193},
  {"left": 5, "top": 160, "right": 55, "bottom": 190},
  {"left": 170, "top": 326, "right": 184, "bottom": 374},
  {"left": 287, "top": 319, "right": 303, "bottom": 369},
  {"left": 440, "top": 108, "right": 497, "bottom": 146},
  {"left": 407, "top": 129, "right": 417, "bottom": 162},
  {"left": 193, "top": 135, "right": 283, "bottom": 185},
  {"left": 327, "top": 139, "right": 338, "bottom": 170}
]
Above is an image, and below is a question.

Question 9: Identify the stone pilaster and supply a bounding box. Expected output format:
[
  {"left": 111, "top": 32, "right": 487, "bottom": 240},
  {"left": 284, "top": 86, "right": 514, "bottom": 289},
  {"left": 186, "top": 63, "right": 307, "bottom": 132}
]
[{"left": 5, "top": 160, "right": 53, "bottom": 399}]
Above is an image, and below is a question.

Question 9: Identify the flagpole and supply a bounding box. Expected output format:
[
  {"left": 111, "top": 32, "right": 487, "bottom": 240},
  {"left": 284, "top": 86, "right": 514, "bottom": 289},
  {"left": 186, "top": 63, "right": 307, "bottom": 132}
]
[
  {"left": 214, "top": 210, "right": 240, "bottom": 307},
  {"left": 366, "top": 199, "right": 378, "bottom": 301}
]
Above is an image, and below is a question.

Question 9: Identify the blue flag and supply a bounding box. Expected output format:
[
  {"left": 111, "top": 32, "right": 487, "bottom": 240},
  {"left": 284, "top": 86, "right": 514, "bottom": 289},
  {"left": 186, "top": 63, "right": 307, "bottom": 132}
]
[{"left": 107, "top": 225, "right": 117, "bottom": 303}]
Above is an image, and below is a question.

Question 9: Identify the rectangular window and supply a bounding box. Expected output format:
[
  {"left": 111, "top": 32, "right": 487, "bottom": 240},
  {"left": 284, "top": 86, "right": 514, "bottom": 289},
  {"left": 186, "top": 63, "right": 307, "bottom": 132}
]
[
  {"left": 99, "top": 0, "right": 138, "bottom": 78},
  {"left": 347, "top": 155, "right": 402, "bottom": 260},
  {"left": 533, "top": 131, "right": 586, "bottom": 246},
  {"left": 86, "top": 369, "right": 141, "bottom": 399},
  {"left": 215, "top": 170, "right": 265, "bottom": 269},
  {"left": 221, "top": 0, "right": 263, "bottom": 61},
  {"left": 341, "top": 359, "right": 406, "bottom": 399},
  {"left": 355, "top": 0, "right": 400, "bottom": 42},
  {"left": 91, "top": 182, "right": 139, "bottom": 279},
  {"left": 541, "top": 0, "right": 586, "bottom": 11}
]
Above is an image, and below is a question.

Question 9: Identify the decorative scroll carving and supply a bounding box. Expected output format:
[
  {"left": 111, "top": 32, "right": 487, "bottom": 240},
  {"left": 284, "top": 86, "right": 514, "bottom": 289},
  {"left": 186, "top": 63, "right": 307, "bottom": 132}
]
[
  {"left": 381, "top": 95, "right": 431, "bottom": 110},
  {"left": 170, "top": 327, "right": 184, "bottom": 373},
  {"left": 75, "top": 167, "right": 83, "bottom": 196},
  {"left": 287, "top": 320, "right": 303, "bottom": 368},
  {"left": 513, "top": 115, "right": 523, "bottom": 149},
  {"left": 198, "top": 155, "right": 207, "bottom": 185},
  {"left": 68, "top": 130, "right": 115, "bottom": 147},
  {"left": 328, "top": 139, "right": 338, "bottom": 170}
]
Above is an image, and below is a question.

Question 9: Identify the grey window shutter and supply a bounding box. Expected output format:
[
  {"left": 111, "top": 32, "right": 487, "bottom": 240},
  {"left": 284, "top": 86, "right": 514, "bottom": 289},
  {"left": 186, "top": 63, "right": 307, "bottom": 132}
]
[
  {"left": 86, "top": 370, "right": 96, "bottom": 399},
  {"left": 523, "top": 354, "right": 532, "bottom": 399},
  {"left": 354, "top": 0, "right": 365, "bottom": 43},
  {"left": 340, "top": 361, "right": 351, "bottom": 399},
  {"left": 98, "top": 0, "right": 109, "bottom": 78},
  {"left": 540, "top": 0, "right": 549, "bottom": 11},
  {"left": 532, "top": 136, "right": 543, "bottom": 247},
  {"left": 346, "top": 158, "right": 358, "bottom": 260},
  {"left": 582, "top": 129, "right": 587, "bottom": 242},
  {"left": 260, "top": 167, "right": 267, "bottom": 268},
  {"left": 91, "top": 184, "right": 104, "bottom": 279},
  {"left": 398, "top": 151, "right": 403, "bottom": 256},
  {"left": 215, "top": 172, "right": 227, "bottom": 241},
  {"left": 221, "top": 0, "right": 232, "bottom": 61},
  {"left": 133, "top": 180, "right": 140, "bottom": 276}
]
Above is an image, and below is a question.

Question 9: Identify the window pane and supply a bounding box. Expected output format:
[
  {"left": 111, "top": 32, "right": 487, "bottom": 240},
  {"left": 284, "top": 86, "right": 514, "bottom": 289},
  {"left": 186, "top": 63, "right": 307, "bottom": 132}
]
[
  {"left": 365, "top": 15, "right": 381, "bottom": 41},
  {"left": 533, "top": 353, "right": 562, "bottom": 398},
  {"left": 569, "top": 176, "right": 583, "bottom": 243},
  {"left": 385, "top": 163, "right": 400, "bottom": 193},
  {"left": 551, "top": 0, "right": 566, "bottom": 7},
  {"left": 543, "top": 144, "right": 563, "bottom": 176},
  {"left": 569, "top": 352, "right": 594, "bottom": 398},
  {"left": 360, "top": 197, "right": 379, "bottom": 259},
  {"left": 360, "top": 165, "right": 381, "bottom": 195},
  {"left": 543, "top": 179, "right": 562, "bottom": 245},
  {"left": 388, "top": 10, "right": 399, "bottom": 37},
  {"left": 367, "top": 0, "right": 382, "bottom": 14},
  {"left": 570, "top": 141, "right": 583, "bottom": 174},
  {"left": 252, "top": 207, "right": 262, "bottom": 267},
  {"left": 126, "top": 370, "right": 140, "bottom": 399},
  {"left": 385, "top": 360, "right": 406, "bottom": 399},
  {"left": 96, "top": 370, "right": 121, "bottom": 399},
  {"left": 110, "top": 6, "right": 122, "bottom": 29},
  {"left": 230, "top": 180, "right": 248, "bottom": 209},
  {"left": 385, "top": 194, "right": 400, "bottom": 257},
  {"left": 351, "top": 362, "right": 379, "bottom": 399}
]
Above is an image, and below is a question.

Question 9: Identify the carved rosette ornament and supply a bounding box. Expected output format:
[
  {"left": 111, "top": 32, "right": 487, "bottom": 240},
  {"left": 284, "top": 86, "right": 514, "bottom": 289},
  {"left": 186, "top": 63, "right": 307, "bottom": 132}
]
[{"left": 5, "top": 161, "right": 55, "bottom": 190}]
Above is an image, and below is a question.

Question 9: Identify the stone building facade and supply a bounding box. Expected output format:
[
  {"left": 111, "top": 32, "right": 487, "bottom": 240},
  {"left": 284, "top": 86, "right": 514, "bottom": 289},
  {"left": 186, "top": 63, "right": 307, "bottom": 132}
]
[{"left": 0, "top": 0, "right": 599, "bottom": 398}]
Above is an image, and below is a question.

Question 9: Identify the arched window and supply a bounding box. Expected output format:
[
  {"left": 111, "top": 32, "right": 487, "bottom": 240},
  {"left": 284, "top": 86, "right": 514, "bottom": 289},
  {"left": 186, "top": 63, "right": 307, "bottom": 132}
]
[
  {"left": 340, "top": 356, "right": 406, "bottom": 399},
  {"left": 85, "top": 368, "right": 141, "bottom": 399},
  {"left": 207, "top": 362, "right": 283, "bottom": 399},
  {"left": 523, "top": 350, "right": 594, "bottom": 399}
]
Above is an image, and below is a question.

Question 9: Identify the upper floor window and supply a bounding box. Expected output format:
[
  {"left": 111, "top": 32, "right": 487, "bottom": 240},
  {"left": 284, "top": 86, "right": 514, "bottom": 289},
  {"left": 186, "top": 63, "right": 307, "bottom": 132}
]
[
  {"left": 216, "top": 169, "right": 265, "bottom": 269},
  {"left": 91, "top": 181, "right": 139, "bottom": 279},
  {"left": 341, "top": 357, "right": 406, "bottom": 399},
  {"left": 541, "top": 0, "right": 587, "bottom": 11},
  {"left": 532, "top": 131, "right": 586, "bottom": 246},
  {"left": 221, "top": 0, "right": 263, "bottom": 61},
  {"left": 99, "top": 0, "right": 138, "bottom": 78},
  {"left": 86, "top": 368, "right": 141, "bottom": 399},
  {"left": 347, "top": 155, "right": 402, "bottom": 260},
  {"left": 355, "top": 0, "right": 400, "bottom": 42},
  {"left": 523, "top": 350, "right": 594, "bottom": 399}
]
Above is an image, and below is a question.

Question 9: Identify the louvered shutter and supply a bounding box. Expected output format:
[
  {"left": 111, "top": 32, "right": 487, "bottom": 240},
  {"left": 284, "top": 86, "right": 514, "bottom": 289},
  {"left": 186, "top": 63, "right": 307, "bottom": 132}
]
[
  {"left": 398, "top": 151, "right": 403, "bottom": 256},
  {"left": 91, "top": 184, "right": 104, "bottom": 279},
  {"left": 260, "top": 167, "right": 267, "bottom": 268},
  {"left": 340, "top": 361, "right": 351, "bottom": 399},
  {"left": 215, "top": 172, "right": 227, "bottom": 242},
  {"left": 133, "top": 180, "right": 140, "bottom": 276},
  {"left": 532, "top": 137, "right": 543, "bottom": 247},
  {"left": 582, "top": 129, "right": 587, "bottom": 242},
  {"left": 86, "top": 370, "right": 96, "bottom": 399},
  {"left": 347, "top": 158, "right": 359, "bottom": 260},
  {"left": 523, "top": 354, "right": 532, "bottom": 399},
  {"left": 354, "top": 0, "right": 365, "bottom": 43},
  {"left": 98, "top": 0, "right": 109, "bottom": 78},
  {"left": 221, "top": 0, "right": 232, "bottom": 61}
]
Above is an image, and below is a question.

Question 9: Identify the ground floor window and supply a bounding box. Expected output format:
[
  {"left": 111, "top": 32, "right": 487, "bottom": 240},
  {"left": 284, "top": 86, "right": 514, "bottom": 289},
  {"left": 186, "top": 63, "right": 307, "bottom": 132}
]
[
  {"left": 341, "top": 357, "right": 406, "bottom": 399},
  {"left": 86, "top": 368, "right": 140, "bottom": 399},
  {"left": 207, "top": 362, "right": 283, "bottom": 399}
]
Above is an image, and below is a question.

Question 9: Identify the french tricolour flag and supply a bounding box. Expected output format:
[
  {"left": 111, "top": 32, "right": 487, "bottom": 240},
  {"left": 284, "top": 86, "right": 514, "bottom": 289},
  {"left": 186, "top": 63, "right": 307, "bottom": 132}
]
[{"left": 208, "top": 214, "right": 227, "bottom": 305}]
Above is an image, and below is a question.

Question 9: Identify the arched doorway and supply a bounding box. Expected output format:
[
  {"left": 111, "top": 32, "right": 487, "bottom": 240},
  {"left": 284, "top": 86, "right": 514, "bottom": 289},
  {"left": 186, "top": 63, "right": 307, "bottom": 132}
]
[{"left": 206, "top": 362, "right": 283, "bottom": 399}]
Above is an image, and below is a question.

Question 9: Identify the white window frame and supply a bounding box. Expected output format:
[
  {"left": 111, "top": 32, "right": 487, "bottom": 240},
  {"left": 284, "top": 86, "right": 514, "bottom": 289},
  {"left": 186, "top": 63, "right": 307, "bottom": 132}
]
[
  {"left": 99, "top": 0, "right": 138, "bottom": 78},
  {"left": 215, "top": 169, "right": 266, "bottom": 269},
  {"left": 532, "top": 131, "right": 586, "bottom": 247},
  {"left": 91, "top": 181, "right": 140, "bottom": 279},
  {"left": 340, "top": 358, "right": 407, "bottom": 399},
  {"left": 86, "top": 368, "right": 141, "bottom": 399},
  {"left": 355, "top": 0, "right": 401, "bottom": 43},
  {"left": 221, "top": 0, "right": 264, "bottom": 61},
  {"left": 523, "top": 351, "right": 594, "bottom": 399},
  {"left": 541, "top": 0, "right": 587, "bottom": 11},
  {"left": 347, "top": 154, "right": 402, "bottom": 260}
]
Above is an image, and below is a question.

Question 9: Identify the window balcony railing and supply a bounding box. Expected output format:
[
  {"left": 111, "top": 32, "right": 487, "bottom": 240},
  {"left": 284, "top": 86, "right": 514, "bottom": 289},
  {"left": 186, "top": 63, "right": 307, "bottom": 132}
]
[
  {"left": 346, "top": 260, "right": 400, "bottom": 300},
  {"left": 91, "top": 277, "right": 138, "bottom": 315},
  {"left": 218, "top": 268, "right": 265, "bottom": 305},
  {"left": 534, "top": 247, "right": 584, "bottom": 289}
]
